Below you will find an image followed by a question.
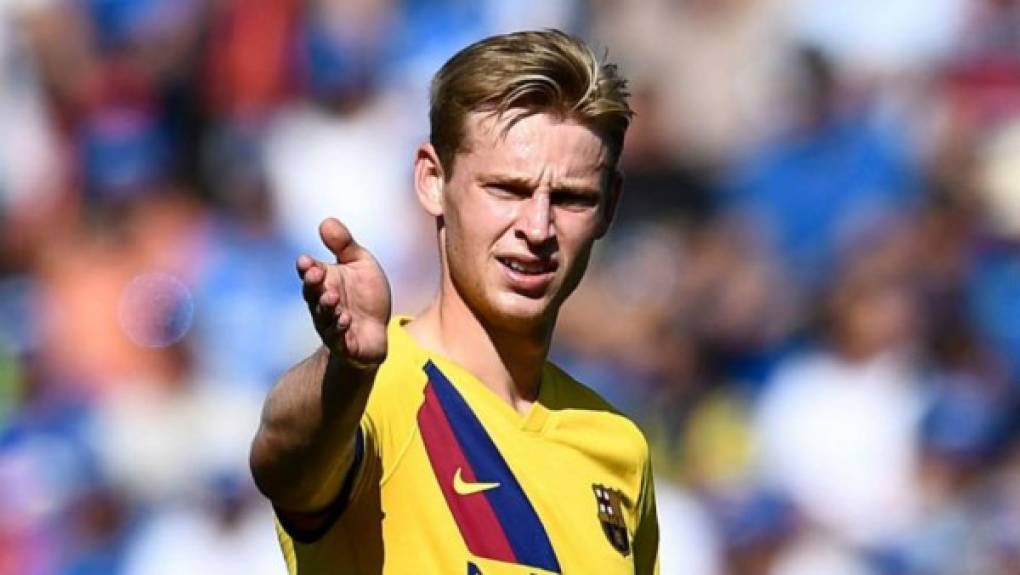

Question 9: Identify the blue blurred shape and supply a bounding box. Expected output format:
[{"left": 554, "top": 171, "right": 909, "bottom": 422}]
[
  {"left": 711, "top": 489, "right": 796, "bottom": 550},
  {"left": 87, "top": 0, "right": 197, "bottom": 48},
  {"left": 81, "top": 107, "right": 171, "bottom": 201},
  {"left": 922, "top": 374, "right": 1010, "bottom": 460}
]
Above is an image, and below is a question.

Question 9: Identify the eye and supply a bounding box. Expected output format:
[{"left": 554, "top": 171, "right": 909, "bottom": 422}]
[
  {"left": 486, "top": 183, "right": 531, "bottom": 199},
  {"left": 551, "top": 190, "right": 599, "bottom": 209}
]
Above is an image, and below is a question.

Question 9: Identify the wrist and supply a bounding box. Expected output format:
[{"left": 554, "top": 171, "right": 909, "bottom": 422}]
[{"left": 324, "top": 347, "right": 383, "bottom": 374}]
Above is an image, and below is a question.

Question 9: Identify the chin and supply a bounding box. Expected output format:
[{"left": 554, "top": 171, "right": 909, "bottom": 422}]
[{"left": 485, "top": 292, "right": 558, "bottom": 333}]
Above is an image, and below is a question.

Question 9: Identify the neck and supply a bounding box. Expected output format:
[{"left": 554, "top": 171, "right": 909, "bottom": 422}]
[{"left": 407, "top": 290, "right": 553, "bottom": 415}]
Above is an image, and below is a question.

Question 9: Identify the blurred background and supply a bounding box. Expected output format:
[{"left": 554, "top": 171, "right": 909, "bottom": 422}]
[{"left": 1, "top": 0, "right": 1019, "bottom": 573}]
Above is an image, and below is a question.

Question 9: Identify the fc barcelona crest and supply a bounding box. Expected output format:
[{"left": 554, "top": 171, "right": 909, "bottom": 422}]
[{"left": 592, "top": 484, "right": 630, "bottom": 556}]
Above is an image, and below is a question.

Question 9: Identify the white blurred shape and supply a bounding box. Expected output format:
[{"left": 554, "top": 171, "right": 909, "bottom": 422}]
[
  {"left": 978, "top": 119, "right": 1020, "bottom": 238},
  {"left": 483, "top": 0, "right": 580, "bottom": 34},
  {"left": 121, "top": 502, "right": 286, "bottom": 575},
  {"left": 754, "top": 351, "right": 924, "bottom": 547},
  {"left": 656, "top": 478, "right": 723, "bottom": 575},
  {"left": 89, "top": 381, "right": 264, "bottom": 502},
  {"left": 0, "top": 0, "right": 64, "bottom": 214},
  {"left": 264, "top": 92, "right": 420, "bottom": 284},
  {"left": 771, "top": 534, "right": 875, "bottom": 575},
  {"left": 788, "top": 0, "right": 968, "bottom": 72}
]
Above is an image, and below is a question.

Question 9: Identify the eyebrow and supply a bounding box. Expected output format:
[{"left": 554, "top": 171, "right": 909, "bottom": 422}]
[{"left": 477, "top": 173, "right": 601, "bottom": 195}]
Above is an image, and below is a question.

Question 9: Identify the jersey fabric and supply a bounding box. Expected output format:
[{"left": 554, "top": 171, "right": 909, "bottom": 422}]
[{"left": 275, "top": 316, "right": 659, "bottom": 574}]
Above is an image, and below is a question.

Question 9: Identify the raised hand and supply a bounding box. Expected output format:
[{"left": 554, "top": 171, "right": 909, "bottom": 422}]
[{"left": 297, "top": 218, "right": 392, "bottom": 368}]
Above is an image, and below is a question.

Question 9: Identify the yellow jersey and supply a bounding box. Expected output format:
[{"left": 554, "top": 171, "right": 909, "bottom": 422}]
[{"left": 275, "top": 317, "right": 659, "bottom": 574}]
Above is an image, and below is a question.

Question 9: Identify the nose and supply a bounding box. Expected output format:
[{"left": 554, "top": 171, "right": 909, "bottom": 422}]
[{"left": 517, "top": 193, "right": 554, "bottom": 245}]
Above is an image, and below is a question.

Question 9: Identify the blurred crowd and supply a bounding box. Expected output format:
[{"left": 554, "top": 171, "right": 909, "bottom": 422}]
[{"left": 1, "top": 0, "right": 1019, "bottom": 574}]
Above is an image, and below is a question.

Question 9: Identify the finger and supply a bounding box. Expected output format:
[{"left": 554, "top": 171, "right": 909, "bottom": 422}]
[
  {"left": 310, "top": 292, "right": 340, "bottom": 332},
  {"left": 320, "top": 292, "right": 353, "bottom": 333},
  {"left": 314, "top": 305, "right": 352, "bottom": 350},
  {"left": 301, "top": 265, "right": 327, "bottom": 306},
  {"left": 323, "top": 297, "right": 352, "bottom": 327},
  {"left": 296, "top": 254, "right": 318, "bottom": 278},
  {"left": 336, "top": 308, "right": 352, "bottom": 330},
  {"left": 318, "top": 290, "right": 340, "bottom": 309},
  {"left": 319, "top": 218, "right": 365, "bottom": 264}
]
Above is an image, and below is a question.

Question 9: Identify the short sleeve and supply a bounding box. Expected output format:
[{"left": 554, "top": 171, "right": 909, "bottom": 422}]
[
  {"left": 633, "top": 456, "right": 660, "bottom": 575},
  {"left": 274, "top": 415, "right": 384, "bottom": 544}
]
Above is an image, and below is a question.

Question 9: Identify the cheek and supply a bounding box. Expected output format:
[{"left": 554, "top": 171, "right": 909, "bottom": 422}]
[
  {"left": 456, "top": 195, "right": 516, "bottom": 247},
  {"left": 444, "top": 202, "right": 495, "bottom": 276},
  {"left": 557, "top": 216, "right": 601, "bottom": 254},
  {"left": 554, "top": 241, "right": 595, "bottom": 304},
  {"left": 556, "top": 219, "right": 601, "bottom": 284}
]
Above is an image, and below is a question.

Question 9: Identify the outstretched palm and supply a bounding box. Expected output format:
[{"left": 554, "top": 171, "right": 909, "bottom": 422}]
[{"left": 297, "top": 218, "right": 391, "bottom": 367}]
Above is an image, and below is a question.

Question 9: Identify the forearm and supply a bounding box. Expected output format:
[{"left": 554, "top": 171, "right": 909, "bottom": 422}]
[{"left": 250, "top": 346, "right": 377, "bottom": 511}]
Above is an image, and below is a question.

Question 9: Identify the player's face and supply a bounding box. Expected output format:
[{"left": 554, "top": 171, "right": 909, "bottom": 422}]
[{"left": 429, "top": 112, "right": 618, "bottom": 333}]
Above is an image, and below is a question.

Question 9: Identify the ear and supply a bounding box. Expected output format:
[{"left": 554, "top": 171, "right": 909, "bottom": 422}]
[
  {"left": 414, "top": 142, "right": 445, "bottom": 217},
  {"left": 595, "top": 170, "right": 622, "bottom": 239}
]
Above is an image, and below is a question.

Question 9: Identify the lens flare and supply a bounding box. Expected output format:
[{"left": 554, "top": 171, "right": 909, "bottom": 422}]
[{"left": 118, "top": 272, "right": 194, "bottom": 348}]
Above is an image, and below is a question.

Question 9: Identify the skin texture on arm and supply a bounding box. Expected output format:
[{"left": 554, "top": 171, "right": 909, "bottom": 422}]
[{"left": 250, "top": 218, "right": 391, "bottom": 512}]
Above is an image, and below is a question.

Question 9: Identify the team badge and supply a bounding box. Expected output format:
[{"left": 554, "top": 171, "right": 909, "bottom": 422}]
[{"left": 592, "top": 484, "right": 630, "bottom": 556}]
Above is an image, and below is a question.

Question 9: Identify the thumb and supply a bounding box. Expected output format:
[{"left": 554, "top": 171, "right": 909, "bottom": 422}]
[{"left": 319, "top": 218, "right": 365, "bottom": 264}]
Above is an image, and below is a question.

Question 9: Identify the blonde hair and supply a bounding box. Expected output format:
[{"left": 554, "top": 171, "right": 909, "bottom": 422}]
[{"left": 429, "top": 29, "right": 633, "bottom": 180}]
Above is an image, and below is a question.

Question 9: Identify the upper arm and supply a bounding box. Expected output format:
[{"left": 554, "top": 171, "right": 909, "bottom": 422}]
[{"left": 274, "top": 416, "right": 383, "bottom": 543}]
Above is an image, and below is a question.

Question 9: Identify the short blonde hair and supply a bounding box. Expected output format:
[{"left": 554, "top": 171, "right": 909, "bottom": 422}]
[{"left": 429, "top": 29, "right": 633, "bottom": 180}]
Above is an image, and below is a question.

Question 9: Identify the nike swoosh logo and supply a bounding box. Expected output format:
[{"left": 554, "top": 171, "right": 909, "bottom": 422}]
[{"left": 453, "top": 467, "right": 500, "bottom": 495}]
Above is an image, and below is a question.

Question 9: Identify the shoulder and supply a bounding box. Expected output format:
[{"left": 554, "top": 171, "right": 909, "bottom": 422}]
[
  {"left": 543, "top": 362, "right": 651, "bottom": 461},
  {"left": 544, "top": 362, "right": 622, "bottom": 413},
  {"left": 365, "top": 317, "right": 431, "bottom": 407},
  {"left": 358, "top": 317, "right": 433, "bottom": 451}
]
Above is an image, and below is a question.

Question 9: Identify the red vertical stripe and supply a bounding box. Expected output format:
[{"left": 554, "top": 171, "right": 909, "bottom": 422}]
[{"left": 417, "top": 383, "right": 517, "bottom": 563}]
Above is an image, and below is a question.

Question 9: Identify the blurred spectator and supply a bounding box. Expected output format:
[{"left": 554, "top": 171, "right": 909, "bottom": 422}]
[
  {"left": 614, "top": 85, "right": 718, "bottom": 231},
  {"left": 752, "top": 227, "right": 927, "bottom": 549},
  {"left": 86, "top": 348, "right": 263, "bottom": 504},
  {"left": 262, "top": 0, "right": 429, "bottom": 302},
  {"left": 119, "top": 474, "right": 284, "bottom": 575},
  {"left": 727, "top": 45, "right": 920, "bottom": 288},
  {"left": 0, "top": 365, "right": 100, "bottom": 575},
  {"left": 189, "top": 122, "right": 317, "bottom": 389},
  {"left": 204, "top": 0, "right": 301, "bottom": 120},
  {"left": 591, "top": 0, "right": 792, "bottom": 167},
  {"left": 0, "top": 1, "right": 72, "bottom": 269},
  {"left": 712, "top": 490, "right": 800, "bottom": 575},
  {"left": 899, "top": 372, "right": 1013, "bottom": 573},
  {"left": 964, "top": 119, "right": 1020, "bottom": 382},
  {"left": 30, "top": 192, "right": 205, "bottom": 398},
  {"left": 56, "top": 484, "right": 130, "bottom": 575}
]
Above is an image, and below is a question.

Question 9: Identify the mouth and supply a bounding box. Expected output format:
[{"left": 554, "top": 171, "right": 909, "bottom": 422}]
[
  {"left": 496, "top": 255, "right": 559, "bottom": 297},
  {"left": 496, "top": 256, "right": 557, "bottom": 276}
]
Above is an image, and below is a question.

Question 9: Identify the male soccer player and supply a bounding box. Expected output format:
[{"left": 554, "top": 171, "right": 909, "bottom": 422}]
[{"left": 250, "top": 30, "right": 659, "bottom": 574}]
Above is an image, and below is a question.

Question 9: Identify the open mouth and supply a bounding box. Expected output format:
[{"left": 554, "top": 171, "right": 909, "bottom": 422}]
[{"left": 497, "top": 256, "right": 557, "bottom": 276}]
